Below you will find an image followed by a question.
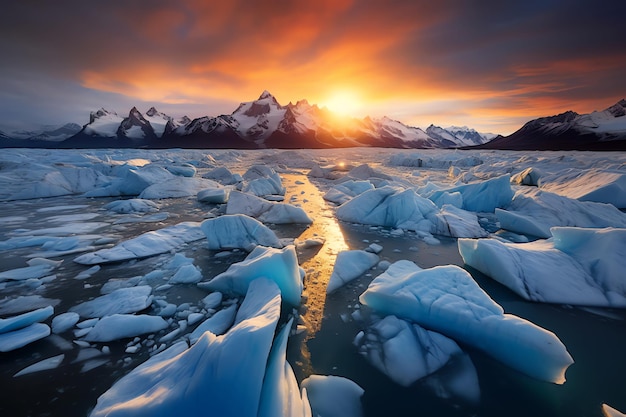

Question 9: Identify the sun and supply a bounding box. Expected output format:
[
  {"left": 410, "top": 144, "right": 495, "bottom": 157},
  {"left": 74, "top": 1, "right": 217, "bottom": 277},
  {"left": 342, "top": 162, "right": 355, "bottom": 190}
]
[{"left": 323, "top": 90, "right": 363, "bottom": 116}]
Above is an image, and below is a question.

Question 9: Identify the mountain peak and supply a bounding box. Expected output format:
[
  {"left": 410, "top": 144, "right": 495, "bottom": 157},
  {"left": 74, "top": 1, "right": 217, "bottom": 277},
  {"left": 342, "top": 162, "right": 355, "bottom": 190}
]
[
  {"left": 259, "top": 90, "right": 274, "bottom": 100},
  {"left": 146, "top": 107, "right": 159, "bottom": 117}
]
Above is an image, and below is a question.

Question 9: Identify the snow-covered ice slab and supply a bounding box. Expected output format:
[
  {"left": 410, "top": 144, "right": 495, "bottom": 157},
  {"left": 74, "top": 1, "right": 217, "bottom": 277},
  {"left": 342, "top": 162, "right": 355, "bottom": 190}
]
[
  {"left": 301, "top": 375, "right": 364, "bottom": 417},
  {"left": 104, "top": 199, "right": 159, "bottom": 213},
  {"left": 327, "top": 250, "right": 379, "bottom": 293},
  {"left": 0, "top": 259, "right": 60, "bottom": 282},
  {"left": 496, "top": 188, "right": 626, "bottom": 238},
  {"left": 0, "top": 306, "right": 54, "bottom": 334},
  {"left": 354, "top": 314, "right": 464, "bottom": 387},
  {"left": 359, "top": 261, "right": 573, "bottom": 384},
  {"left": 70, "top": 286, "right": 153, "bottom": 318},
  {"left": 74, "top": 222, "right": 204, "bottom": 265},
  {"left": 199, "top": 245, "right": 303, "bottom": 306},
  {"left": 0, "top": 323, "right": 51, "bottom": 352},
  {"left": 458, "top": 227, "right": 626, "bottom": 308},
  {"left": 336, "top": 186, "right": 439, "bottom": 233},
  {"left": 539, "top": 169, "right": 626, "bottom": 208},
  {"left": 200, "top": 214, "right": 282, "bottom": 251},
  {"left": 428, "top": 175, "right": 514, "bottom": 212},
  {"left": 90, "top": 278, "right": 286, "bottom": 417},
  {"left": 139, "top": 177, "right": 221, "bottom": 199},
  {"left": 83, "top": 314, "right": 169, "bottom": 342},
  {"left": 14, "top": 354, "right": 65, "bottom": 377},
  {"left": 336, "top": 186, "right": 487, "bottom": 238},
  {"left": 226, "top": 191, "right": 312, "bottom": 224}
]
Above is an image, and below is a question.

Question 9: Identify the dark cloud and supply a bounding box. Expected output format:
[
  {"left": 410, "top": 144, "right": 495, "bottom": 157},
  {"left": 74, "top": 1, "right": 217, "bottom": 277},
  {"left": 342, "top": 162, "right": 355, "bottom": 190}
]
[{"left": 1, "top": 0, "right": 625, "bottom": 133}]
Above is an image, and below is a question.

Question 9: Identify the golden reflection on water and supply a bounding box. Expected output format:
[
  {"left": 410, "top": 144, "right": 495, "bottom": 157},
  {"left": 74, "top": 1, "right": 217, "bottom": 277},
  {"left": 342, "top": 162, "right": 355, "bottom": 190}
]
[{"left": 282, "top": 174, "right": 349, "bottom": 374}]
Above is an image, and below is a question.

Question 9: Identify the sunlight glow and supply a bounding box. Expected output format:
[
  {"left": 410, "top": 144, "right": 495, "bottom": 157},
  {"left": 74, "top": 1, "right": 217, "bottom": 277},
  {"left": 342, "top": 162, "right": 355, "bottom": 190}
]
[{"left": 323, "top": 91, "right": 363, "bottom": 116}]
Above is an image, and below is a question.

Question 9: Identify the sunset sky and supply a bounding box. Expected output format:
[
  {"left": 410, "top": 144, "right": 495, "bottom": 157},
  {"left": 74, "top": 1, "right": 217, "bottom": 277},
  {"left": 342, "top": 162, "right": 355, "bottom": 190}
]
[{"left": 1, "top": 0, "right": 625, "bottom": 135}]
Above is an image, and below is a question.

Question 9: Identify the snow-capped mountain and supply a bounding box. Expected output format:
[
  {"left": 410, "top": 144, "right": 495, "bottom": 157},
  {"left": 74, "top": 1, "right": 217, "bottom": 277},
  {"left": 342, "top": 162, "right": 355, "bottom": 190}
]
[
  {"left": 480, "top": 99, "right": 626, "bottom": 150},
  {"left": 1, "top": 123, "right": 81, "bottom": 142},
  {"left": 1, "top": 91, "right": 498, "bottom": 149}
]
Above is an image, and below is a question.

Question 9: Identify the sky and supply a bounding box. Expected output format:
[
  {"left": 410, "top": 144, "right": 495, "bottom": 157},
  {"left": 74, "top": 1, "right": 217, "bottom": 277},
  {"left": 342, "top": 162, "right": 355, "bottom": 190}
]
[{"left": 1, "top": 0, "right": 625, "bottom": 135}]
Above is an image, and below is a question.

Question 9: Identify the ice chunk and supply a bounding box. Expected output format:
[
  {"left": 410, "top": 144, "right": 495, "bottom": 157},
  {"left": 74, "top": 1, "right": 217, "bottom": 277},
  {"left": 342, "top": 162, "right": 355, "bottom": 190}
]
[
  {"left": 433, "top": 204, "right": 488, "bottom": 238},
  {"left": 74, "top": 222, "right": 204, "bottom": 264},
  {"left": 14, "top": 354, "right": 65, "bottom": 377},
  {"left": 496, "top": 188, "right": 626, "bottom": 238},
  {"left": 428, "top": 175, "right": 514, "bottom": 212},
  {"left": 82, "top": 314, "right": 168, "bottom": 342},
  {"left": 0, "top": 323, "right": 50, "bottom": 352},
  {"left": 89, "top": 278, "right": 281, "bottom": 417},
  {"left": 188, "top": 304, "right": 237, "bottom": 344},
  {"left": 259, "top": 318, "right": 310, "bottom": 417},
  {"left": 197, "top": 187, "right": 230, "bottom": 204},
  {"left": 354, "top": 315, "right": 463, "bottom": 387},
  {"left": 511, "top": 167, "right": 542, "bottom": 186},
  {"left": 85, "top": 165, "right": 174, "bottom": 197},
  {"left": 201, "top": 292, "right": 223, "bottom": 309},
  {"left": 324, "top": 180, "right": 374, "bottom": 205},
  {"left": 199, "top": 245, "right": 303, "bottom": 306},
  {"left": 139, "top": 177, "right": 221, "bottom": 199},
  {"left": 169, "top": 263, "right": 202, "bottom": 284},
  {"left": 200, "top": 214, "right": 282, "bottom": 251},
  {"left": 301, "top": 375, "right": 364, "bottom": 417},
  {"left": 360, "top": 261, "right": 573, "bottom": 384},
  {"left": 75, "top": 265, "right": 100, "bottom": 280},
  {"left": 603, "top": 404, "right": 626, "bottom": 417},
  {"left": 0, "top": 306, "right": 54, "bottom": 334},
  {"left": 458, "top": 229, "right": 626, "bottom": 308},
  {"left": 336, "top": 186, "right": 439, "bottom": 233},
  {"left": 226, "top": 191, "right": 312, "bottom": 224},
  {"left": 242, "top": 165, "right": 285, "bottom": 196},
  {"left": 540, "top": 169, "right": 626, "bottom": 208},
  {"left": 70, "top": 286, "right": 153, "bottom": 318},
  {"left": 165, "top": 163, "right": 196, "bottom": 178},
  {"left": 104, "top": 199, "right": 159, "bottom": 213},
  {"left": 51, "top": 312, "right": 80, "bottom": 334},
  {"left": 327, "top": 250, "right": 379, "bottom": 293},
  {"left": 202, "top": 167, "right": 241, "bottom": 185},
  {"left": 0, "top": 259, "right": 60, "bottom": 282},
  {"left": 0, "top": 295, "right": 60, "bottom": 316}
]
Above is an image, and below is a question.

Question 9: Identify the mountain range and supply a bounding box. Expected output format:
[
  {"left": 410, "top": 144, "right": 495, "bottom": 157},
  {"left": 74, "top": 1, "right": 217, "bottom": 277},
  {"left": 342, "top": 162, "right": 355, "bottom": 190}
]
[
  {"left": 0, "top": 91, "right": 494, "bottom": 149},
  {"left": 1, "top": 92, "right": 625, "bottom": 150},
  {"left": 474, "top": 99, "right": 626, "bottom": 151}
]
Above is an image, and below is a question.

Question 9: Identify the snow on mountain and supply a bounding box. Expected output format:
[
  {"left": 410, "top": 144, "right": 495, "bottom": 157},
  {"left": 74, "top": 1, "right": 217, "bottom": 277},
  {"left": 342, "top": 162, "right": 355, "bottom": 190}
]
[
  {"left": 426, "top": 125, "right": 493, "bottom": 147},
  {"left": 480, "top": 99, "right": 626, "bottom": 150},
  {"left": 83, "top": 108, "right": 124, "bottom": 138},
  {"left": 2, "top": 123, "right": 82, "bottom": 142}
]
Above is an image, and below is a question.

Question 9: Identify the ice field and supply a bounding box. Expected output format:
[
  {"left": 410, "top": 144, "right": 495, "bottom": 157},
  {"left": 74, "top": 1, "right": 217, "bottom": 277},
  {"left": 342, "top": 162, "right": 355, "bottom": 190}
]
[{"left": 0, "top": 147, "right": 625, "bottom": 417}]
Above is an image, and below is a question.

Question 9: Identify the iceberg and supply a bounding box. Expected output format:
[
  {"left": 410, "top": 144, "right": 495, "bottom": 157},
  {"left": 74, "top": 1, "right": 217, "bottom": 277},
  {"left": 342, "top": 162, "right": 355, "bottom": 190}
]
[
  {"left": 168, "top": 263, "right": 202, "bottom": 284},
  {"left": 428, "top": 175, "right": 514, "bottom": 212},
  {"left": 540, "top": 169, "right": 626, "bottom": 208},
  {"left": 0, "top": 305, "right": 54, "bottom": 334},
  {"left": 242, "top": 165, "right": 285, "bottom": 197},
  {"left": 90, "top": 278, "right": 282, "bottom": 417},
  {"left": 0, "top": 323, "right": 51, "bottom": 352},
  {"left": 433, "top": 204, "right": 488, "bottom": 238},
  {"left": 458, "top": 228, "right": 626, "bottom": 307},
  {"left": 354, "top": 314, "right": 463, "bottom": 387},
  {"left": 496, "top": 188, "right": 626, "bottom": 238},
  {"left": 202, "top": 166, "right": 241, "bottom": 185},
  {"left": 324, "top": 180, "right": 374, "bottom": 205},
  {"left": 336, "top": 186, "right": 438, "bottom": 233},
  {"left": 139, "top": 177, "right": 221, "bottom": 199},
  {"left": 326, "top": 250, "right": 380, "bottom": 293},
  {"left": 359, "top": 261, "right": 573, "bottom": 384},
  {"left": 200, "top": 214, "right": 282, "bottom": 251},
  {"left": 70, "top": 286, "right": 153, "bottom": 318},
  {"left": 14, "top": 354, "right": 65, "bottom": 377},
  {"left": 197, "top": 187, "right": 230, "bottom": 204},
  {"left": 51, "top": 312, "right": 80, "bottom": 334},
  {"left": 188, "top": 304, "right": 237, "bottom": 344},
  {"left": 199, "top": 245, "right": 303, "bottom": 306},
  {"left": 226, "top": 191, "right": 313, "bottom": 224},
  {"left": 301, "top": 375, "right": 364, "bottom": 417},
  {"left": 104, "top": 199, "right": 159, "bottom": 213},
  {"left": 82, "top": 314, "right": 169, "bottom": 342},
  {"left": 74, "top": 222, "right": 204, "bottom": 265}
]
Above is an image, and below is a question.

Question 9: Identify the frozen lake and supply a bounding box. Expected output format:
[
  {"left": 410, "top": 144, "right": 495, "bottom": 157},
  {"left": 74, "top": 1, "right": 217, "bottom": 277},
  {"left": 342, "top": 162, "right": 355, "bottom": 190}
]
[{"left": 0, "top": 147, "right": 625, "bottom": 417}]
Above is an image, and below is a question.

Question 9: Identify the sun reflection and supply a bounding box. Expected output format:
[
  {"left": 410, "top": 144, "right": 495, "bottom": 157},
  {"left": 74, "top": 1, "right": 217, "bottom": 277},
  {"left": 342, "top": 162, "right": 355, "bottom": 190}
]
[{"left": 282, "top": 173, "right": 349, "bottom": 374}]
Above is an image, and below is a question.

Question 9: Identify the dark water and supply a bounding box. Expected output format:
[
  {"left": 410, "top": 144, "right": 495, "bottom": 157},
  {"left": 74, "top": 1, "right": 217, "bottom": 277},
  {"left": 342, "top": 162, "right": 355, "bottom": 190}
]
[{"left": 1, "top": 190, "right": 625, "bottom": 417}]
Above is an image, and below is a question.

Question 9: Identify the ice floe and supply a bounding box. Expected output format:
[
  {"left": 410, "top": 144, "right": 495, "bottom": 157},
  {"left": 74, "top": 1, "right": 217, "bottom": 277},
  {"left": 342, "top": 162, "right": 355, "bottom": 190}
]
[
  {"left": 74, "top": 222, "right": 204, "bottom": 264},
  {"left": 199, "top": 245, "right": 303, "bottom": 306},
  {"left": 539, "top": 169, "right": 626, "bottom": 208},
  {"left": 70, "top": 286, "right": 153, "bottom": 318},
  {"left": 0, "top": 323, "right": 51, "bottom": 352},
  {"left": 104, "top": 199, "right": 159, "bottom": 213},
  {"left": 459, "top": 227, "right": 626, "bottom": 307},
  {"left": 496, "top": 188, "right": 626, "bottom": 238},
  {"left": 200, "top": 214, "right": 282, "bottom": 250},
  {"left": 301, "top": 375, "right": 364, "bottom": 417},
  {"left": 327, "top": 250, "right": 379, "bottom": 293},
  {"left": 0, "top": 305, "right": 53, "bottom": 334},
  {"left": 89, "top": 278, "right": 287, "bottom": 417},
  {"left": 82, "top": 314, "right": 169, "bottom": 342},
  {"left": 428, "top": 175, "right": 514, "bottom": 212},
  {"left": 14, "top": 354, "right": 65, "bottom": 377},
  {"left": 359, "top": 261, "right": 573, "bottom": 384},
  {"left": 226, "top": 191, "right": 313, "bottom": 224}
]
